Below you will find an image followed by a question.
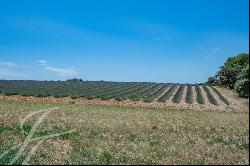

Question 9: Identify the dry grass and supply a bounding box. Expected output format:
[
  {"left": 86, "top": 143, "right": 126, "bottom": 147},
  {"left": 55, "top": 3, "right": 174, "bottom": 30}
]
[{"left": 0, "top": 100, "right": 249, "bottom": 165}]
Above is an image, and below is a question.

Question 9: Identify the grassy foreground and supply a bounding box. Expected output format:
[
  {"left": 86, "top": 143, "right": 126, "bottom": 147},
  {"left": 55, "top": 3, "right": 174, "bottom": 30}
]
[{"left": 0, "top": 100, "right": 249, "bottom": 165}]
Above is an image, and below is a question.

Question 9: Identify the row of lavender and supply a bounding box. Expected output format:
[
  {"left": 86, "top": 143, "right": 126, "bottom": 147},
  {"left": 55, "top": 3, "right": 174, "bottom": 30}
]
[{"left": 0, "top": 80, "right": 229, "bottom": 105}]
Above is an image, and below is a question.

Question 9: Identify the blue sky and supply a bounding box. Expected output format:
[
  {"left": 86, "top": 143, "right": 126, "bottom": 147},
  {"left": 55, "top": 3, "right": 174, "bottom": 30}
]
[{"left": 0, "top": 0, "right": 249, "bottom": 83}]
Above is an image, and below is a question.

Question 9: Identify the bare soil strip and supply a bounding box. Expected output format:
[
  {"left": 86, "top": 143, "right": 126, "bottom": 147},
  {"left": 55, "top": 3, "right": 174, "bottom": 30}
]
[
  {"left": 192, "top": 85, "right": 198, "bottom": 105},
  {"left": 180, "top": 84, "right": 187, "bottom": 104}
]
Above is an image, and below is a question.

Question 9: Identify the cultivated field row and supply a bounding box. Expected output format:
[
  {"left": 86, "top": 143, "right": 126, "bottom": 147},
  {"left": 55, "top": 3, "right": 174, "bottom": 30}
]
[{"left": 0, "top": 81, "right": 230, "bottom": 106}]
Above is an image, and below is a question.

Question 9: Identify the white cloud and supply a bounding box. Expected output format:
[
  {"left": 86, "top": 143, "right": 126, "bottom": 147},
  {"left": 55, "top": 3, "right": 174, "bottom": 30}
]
[
  {"left": 0, "top": 61, "right": 16, "bottom": 67},
  {"left": 37, "top": 60, "right": 47, "bottom": 66},
  {"left": 44, "top": 66, "right": 77, "bottom": 76},
  {"left": 0, "top": 69, "right": 25, "bottom": 78},
  {"left": 0, "top": 70, "right": 7, "bottom": 76},
  {"left": 37, "top": 60, "right": 77, "bottom": 77}
]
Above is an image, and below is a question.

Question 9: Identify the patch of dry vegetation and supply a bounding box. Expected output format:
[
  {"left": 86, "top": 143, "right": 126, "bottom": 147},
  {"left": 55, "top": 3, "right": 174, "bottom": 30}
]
[{"left": 0, "top": 100, "right": 249, "bottom": 165}]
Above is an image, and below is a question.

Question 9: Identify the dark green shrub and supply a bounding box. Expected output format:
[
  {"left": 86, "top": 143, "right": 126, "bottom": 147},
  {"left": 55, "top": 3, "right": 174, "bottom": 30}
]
[
  {"left": 71, "top": 95, "right": 79, "bottom": 99},
  {"left": 53, "top": 95, "right": 62, "bottom": 98},
  {"left": 34, "top": 94, "right": 45, "bottom": 97},
  {"left": 62, "top": 94, "right": 70, "bottom": 97},
  {"left": 2, "top": 92, "right": 17, "bottom": 96},
  {"left": 19, "top": 93, "right": 30, "bottom": 97},
  {"left": 143, "top": 97, "right": 153, "bottom": 102},
  {"left": 234, "top": 79, "right": 249, "bottom": 98},
  {"left": 85, "top": 95, "right": 94, "bottom": 100},
  {"left": 115, "top": 96, "right": 124, "bottom": 101}
]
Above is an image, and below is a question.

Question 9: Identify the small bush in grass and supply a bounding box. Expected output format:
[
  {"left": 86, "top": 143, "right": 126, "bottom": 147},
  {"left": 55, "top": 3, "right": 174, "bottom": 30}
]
[
  {"left": 42, "top": 94, "right": 50, "bottom": 97},
  {"left": 71, "top": 95, "right": 79, "bottom": 99},
  {"left": 69, "top": 101, "right": 75, "bottom": 104},
  {"left": 34, "top": 93, "right": 46, "bottom": 97},
  {"left": 59, "top": 131, "right": 78, "bottom": 140},
  {"left": 149, "top": 138, "right": 162, "bottom": 146},
  {"left": 12, "top": 92, "right": 19, "bottom": 95},
  {"left": 53, "top": 95, "right": 62, "bottom": 98},
  {"left": 115, "top": 96, "right": 123, "bottom": 101},
  {"left": 19, "top": 93, "right": 30, "bottom": 97},
  {"left": 62, "top": 94, "right": 70, "bottom": 97},
  {"left": 100, "top": 150, "right": 112, "bottom": 164},
  {"left": 0, "top": 125, "right": 13, "bottom": 133},
  {"left": 100, "top": 96, "right": 110, "bottom": 100},
  {"left": 2, "top": 92, "right": 18, "bottom": 96},
  {"left": 0, "top": 146, "right": 26, "bottom": 165},
  {"left": 143, "top": 97, "right": 153, "bottom": 102},
  {"left": 128, "top": 133, "right": 137, "bottom": 141},
  {"left": 80, "top": 148, "right": 93, "bottom": 158},
  {"left": 79, "top": 94, "right": 86, "bottom": 98},
  {"left": 18, "top": 124, "right": 32, "bottom": 135},
  {"left": 86, "top": 95, "right": 95, "bottom": 100}
]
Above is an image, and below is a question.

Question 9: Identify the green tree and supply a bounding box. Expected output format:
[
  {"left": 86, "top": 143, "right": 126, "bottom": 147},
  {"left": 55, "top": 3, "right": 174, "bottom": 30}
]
[
  {"left": 216, "top": 65, "right": 242, "bottom": 89},
  {"left": 225, "top": 53, "right": 249, "bottom": 68},
  {"left": 234, "top": 78, "right": 249, "bottom": 98},
  {"left": 67, "top": 78, "right": 83, "bottom": 82},
  {"left": 210, "top": 53, "right": 249, "bottom": 98},
  {"left": 206, "top": 77, "right": 218, "bottom": 86},
  {"left": 234, "top": 64, "right": 249, "bottom": 98}
]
